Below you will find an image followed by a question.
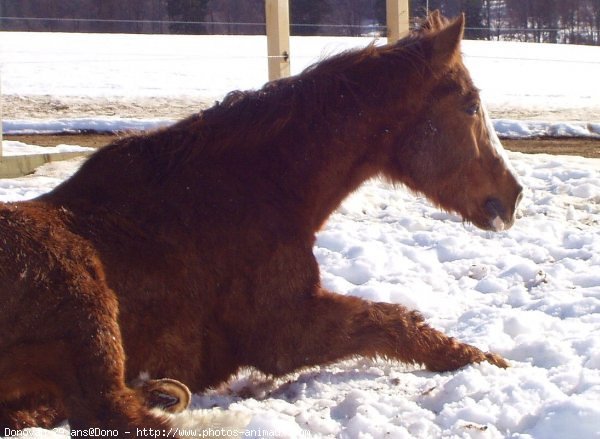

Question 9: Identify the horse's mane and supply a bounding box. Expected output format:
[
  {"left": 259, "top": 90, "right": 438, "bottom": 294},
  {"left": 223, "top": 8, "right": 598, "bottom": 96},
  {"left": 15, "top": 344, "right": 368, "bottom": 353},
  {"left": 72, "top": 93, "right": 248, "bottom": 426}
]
[
  {"left": 112, "top": 13, "right": 447, "bottom": 170},
  {"left": 178, "top": 22, "right": 443, "bottom": 158}
]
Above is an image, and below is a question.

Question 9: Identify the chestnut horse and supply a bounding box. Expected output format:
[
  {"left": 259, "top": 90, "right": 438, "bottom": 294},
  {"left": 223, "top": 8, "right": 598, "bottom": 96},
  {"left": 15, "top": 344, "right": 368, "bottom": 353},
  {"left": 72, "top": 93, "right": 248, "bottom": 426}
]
[{"left": 0, "top": 12, "right": 522, "bottom": 433}]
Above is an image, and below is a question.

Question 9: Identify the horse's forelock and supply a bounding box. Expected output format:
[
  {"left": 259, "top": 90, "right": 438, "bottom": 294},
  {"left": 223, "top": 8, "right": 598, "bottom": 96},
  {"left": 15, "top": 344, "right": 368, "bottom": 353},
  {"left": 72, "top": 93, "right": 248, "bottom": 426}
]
[{"left": 415, "top": 10, "right": 451, "bottom": 33}]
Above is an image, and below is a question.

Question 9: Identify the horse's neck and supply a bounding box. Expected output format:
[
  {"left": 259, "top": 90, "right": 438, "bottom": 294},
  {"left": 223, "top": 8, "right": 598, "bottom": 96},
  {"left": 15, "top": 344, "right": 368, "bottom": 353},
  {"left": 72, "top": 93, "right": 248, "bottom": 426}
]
[
  {"left": 310, "top": 149, "right": 379, "bottom": 230},
  {"left": 259, "top": 111, "right": 384, "bottom": 233},
  {"left": 276, "top": 73, "right": 416, "bottom": 232},
  {"left": 212, "top": 79, "right": 410, "bottom": 233},
  {"left": 49, "top": 81, "right": 402, "bottom": 235}
]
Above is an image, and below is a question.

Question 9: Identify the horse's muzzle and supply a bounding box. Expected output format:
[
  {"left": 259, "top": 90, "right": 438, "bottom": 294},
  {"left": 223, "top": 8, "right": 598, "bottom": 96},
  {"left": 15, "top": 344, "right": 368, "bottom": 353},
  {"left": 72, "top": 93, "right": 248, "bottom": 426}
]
[{"left": 485, "top": 187, "right": 523, "bottom": 232}]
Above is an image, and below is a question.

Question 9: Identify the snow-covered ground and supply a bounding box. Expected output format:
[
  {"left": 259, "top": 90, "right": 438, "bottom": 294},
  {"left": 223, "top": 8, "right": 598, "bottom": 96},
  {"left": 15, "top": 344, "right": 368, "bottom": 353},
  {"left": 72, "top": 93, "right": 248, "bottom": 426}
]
[
  {"left": 2, "top": 32, "right": 600, "bottom": 113},
  {"left": 1, "top": 150, "right": 599, "bottom": 439},
  {"left": 2, "top": 140, "right": 92, "bottom": 157},
  {"left": 2, "top": 32, "right": 600, "bottom": 136},
  {"left": 1, "top": 32, "right": 600, "bottom": 438}
]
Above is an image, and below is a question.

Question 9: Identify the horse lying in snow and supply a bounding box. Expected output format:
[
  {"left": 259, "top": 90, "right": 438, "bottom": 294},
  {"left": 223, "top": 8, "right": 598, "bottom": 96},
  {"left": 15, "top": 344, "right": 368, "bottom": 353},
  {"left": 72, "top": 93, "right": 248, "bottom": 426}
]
[{"left": 0, "top": 12, "right": 522, "bottom": 433}]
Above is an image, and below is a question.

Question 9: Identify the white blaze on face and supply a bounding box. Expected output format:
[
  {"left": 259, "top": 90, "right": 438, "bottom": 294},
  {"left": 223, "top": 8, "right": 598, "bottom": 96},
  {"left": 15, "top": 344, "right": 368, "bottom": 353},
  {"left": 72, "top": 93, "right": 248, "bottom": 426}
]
[
  {"left": 481, "top": 102, "right": 522, "bottom": 231},
  {"left": 481, "top": 102, "right": 518, "bottom": 180}
]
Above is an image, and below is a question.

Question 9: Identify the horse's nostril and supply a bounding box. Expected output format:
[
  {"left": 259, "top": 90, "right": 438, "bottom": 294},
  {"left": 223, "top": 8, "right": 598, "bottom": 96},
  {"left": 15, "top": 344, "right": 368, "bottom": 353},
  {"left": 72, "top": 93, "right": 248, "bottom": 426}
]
[
  {"left": 485, "top": 198, "right": 509, "bottom": 231},
  {"left": 485, "top": 198, "right": 506, "bottom": 219}
]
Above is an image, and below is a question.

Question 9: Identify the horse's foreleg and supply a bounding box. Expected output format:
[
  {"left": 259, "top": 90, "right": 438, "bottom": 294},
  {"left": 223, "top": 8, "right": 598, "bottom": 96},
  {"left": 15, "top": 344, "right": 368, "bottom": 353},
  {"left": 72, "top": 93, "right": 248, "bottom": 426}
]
[
  {"left": 55, "top": 288, "right": 173, "bottom": 431},
  {"left": 247, "top": 289, "right": 507, "bottom": 375}
]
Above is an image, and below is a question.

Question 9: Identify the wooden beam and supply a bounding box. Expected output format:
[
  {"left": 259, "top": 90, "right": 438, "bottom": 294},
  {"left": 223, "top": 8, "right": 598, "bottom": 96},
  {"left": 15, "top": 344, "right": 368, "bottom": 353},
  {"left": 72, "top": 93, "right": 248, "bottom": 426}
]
[
  {"left": 386, "top": 0, "right": 410, "bottom": 44},
  {"left": 265, "top": 0, "right": 290, "bottom": 81},
  {"left": 0, "top": 151, "right": 92, "bottom": 179}
]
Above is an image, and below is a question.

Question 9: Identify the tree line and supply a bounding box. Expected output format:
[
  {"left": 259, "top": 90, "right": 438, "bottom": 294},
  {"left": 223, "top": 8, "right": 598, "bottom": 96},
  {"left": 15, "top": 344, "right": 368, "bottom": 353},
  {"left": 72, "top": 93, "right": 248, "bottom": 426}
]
[{"left": 1, "top": 0, "right": 599, "bottom": 45}]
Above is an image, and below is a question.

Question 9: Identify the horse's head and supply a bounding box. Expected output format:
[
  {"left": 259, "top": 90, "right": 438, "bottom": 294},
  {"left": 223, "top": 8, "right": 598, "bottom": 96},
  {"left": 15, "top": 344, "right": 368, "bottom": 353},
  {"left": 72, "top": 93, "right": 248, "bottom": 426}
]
[{"left": 383, "top": 11, "right": 523, "bottom": 231}]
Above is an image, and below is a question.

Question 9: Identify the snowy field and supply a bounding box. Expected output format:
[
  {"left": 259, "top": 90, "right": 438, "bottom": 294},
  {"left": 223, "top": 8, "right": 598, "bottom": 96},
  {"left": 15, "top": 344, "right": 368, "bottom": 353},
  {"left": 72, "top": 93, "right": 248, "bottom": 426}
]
[
  {"left": 1, "top": 32, "right": 600, "bottom": 133},
  {"left": 1, "top": 151, "right": 599, "bottom": 439},
  {"left": 1, "top": 32, "right": 600, "bottom": 438},
  {"left": 2, "top": 32, "right": 600, "bottom": 114}
]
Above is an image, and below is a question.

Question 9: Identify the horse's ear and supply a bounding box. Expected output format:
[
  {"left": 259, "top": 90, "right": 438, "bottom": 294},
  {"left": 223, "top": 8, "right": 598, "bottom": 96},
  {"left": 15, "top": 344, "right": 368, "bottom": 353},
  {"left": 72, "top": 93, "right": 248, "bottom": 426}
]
[
  {"left": 426, "top": 14, "right": 465, "bottom": 69},
  {"left": 421, "top": 9, "right": 446, "bottom": 31}
]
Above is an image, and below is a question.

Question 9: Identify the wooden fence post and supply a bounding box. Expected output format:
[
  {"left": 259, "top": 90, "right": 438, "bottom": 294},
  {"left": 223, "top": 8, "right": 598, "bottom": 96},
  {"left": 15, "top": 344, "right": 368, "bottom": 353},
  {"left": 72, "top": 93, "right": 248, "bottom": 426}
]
[
  {"left": 386, "top": 0, "right": 410, "bottom": 44},
  {"left": 265, "top": 0, "right": 290, "bottom": 81}
]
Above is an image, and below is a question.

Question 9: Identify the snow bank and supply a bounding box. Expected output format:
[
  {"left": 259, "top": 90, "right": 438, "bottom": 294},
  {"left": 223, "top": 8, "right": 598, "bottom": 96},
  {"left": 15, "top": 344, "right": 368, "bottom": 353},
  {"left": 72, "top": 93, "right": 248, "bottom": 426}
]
[
  {"left": 2, "top": 140, "right": 93, "bottom": 156},
  {"left": 5, "top": 117, "right": 600, "bottom": 139},
  {"left": 496, "top": 120, "right": 600, "bottom": 139},
  {"left": 3, "top": 118, "right": 172, "bottom": 135}
]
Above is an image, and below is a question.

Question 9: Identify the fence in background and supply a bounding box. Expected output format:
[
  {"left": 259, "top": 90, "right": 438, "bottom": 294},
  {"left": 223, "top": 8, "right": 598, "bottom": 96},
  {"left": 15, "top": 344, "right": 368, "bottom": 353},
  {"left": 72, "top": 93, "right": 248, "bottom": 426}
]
[
  {"left": 266, "top": 0, "right": 290, "bottom": 80},
  {"left": 265, "top": 0, "right": 409, "bottom": 81}
]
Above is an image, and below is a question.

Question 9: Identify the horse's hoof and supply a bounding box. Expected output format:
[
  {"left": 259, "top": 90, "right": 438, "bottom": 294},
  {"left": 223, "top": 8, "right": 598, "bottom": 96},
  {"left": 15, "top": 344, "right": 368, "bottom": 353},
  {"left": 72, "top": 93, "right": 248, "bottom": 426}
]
[
  {"left": 484, "top": 352, "right": 510, "bottom": 368},
  {"left": 132, "top": 375, "right": 192, "bottom": 414}
]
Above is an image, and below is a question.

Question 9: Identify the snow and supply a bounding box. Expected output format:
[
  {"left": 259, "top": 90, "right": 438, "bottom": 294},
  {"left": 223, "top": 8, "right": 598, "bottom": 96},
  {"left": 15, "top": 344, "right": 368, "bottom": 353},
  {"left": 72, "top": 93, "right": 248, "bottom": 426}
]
[
  {"left": 2, "top": 33, "right": 600, "bottom": 114},
  {"left": 495, "top": 120, "right": 600, "bottom": 139},
  {"left": 2, "top": 32, "right": 600, "bottom": 137},
  {"left": 1, "top": 31, "right": 600, "bottom": 438},
  {"left": 1, "top": 148, "right": 599, "bottom": 439},
  {"left": 2, "top": 140, "right": 93, "bottom": 156},
  {"left": 3, "top": 118, "right": 172, "bottom": 135},
  {"left": 462, "top": 40, "right": 600, "bottom": 115}
]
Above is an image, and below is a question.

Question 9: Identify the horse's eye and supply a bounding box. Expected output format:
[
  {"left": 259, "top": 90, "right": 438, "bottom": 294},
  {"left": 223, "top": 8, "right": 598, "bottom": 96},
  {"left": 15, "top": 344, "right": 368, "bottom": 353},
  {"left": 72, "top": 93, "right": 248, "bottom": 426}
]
[{"left": 465, "top": 103, "right": 480, "bottom": 116}]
